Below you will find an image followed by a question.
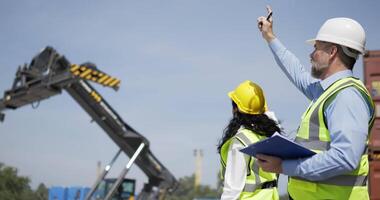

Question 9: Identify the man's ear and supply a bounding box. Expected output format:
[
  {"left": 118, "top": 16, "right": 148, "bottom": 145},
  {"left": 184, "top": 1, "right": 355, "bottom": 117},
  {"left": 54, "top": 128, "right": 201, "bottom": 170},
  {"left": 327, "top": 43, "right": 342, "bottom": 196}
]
[
  {"left": 330, "top": 45, "right": 338, "bottom": 58},
  {"left": 327, "top": 45, "right": 338, "bottom": 65}
]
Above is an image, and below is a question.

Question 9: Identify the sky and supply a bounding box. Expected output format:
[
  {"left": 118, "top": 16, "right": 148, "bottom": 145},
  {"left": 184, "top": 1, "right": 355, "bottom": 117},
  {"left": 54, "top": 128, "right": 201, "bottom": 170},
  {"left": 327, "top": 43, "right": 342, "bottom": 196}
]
[{"left": 1, "top": 0, "right": 380, "bottom": 196}]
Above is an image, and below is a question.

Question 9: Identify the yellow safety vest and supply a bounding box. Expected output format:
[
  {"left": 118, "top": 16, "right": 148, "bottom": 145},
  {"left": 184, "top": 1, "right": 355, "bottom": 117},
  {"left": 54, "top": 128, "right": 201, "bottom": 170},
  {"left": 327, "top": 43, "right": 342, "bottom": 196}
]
[
  {"left": 288, "top": 77, "right": 375, "bottom": 200},
  {"left": 220, "top": 128, "right": 279, "bottom": 200}
]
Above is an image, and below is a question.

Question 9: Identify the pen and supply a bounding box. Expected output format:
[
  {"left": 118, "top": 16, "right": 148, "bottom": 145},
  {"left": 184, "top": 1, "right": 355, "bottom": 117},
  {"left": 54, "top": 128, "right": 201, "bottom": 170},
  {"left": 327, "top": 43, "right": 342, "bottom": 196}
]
[
  {"left": 266, "top": 12, "right": 272, "bottom": 22},
  {"left": 259, "top": 11, "right": 273, "bottom": 28}
]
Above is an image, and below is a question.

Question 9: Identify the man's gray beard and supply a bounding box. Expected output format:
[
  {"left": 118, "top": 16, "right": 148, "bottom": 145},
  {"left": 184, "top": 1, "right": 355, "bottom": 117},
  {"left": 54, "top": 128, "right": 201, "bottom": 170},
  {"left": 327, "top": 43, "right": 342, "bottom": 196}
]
[{"left": 311, "top": 61, "right": 328, "bottom": 79}]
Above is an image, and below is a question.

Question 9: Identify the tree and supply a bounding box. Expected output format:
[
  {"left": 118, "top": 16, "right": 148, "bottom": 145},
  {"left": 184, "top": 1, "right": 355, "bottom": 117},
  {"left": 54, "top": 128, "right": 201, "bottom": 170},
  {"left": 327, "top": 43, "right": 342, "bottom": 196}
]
[
  {"left": 166, "top": 174, "right": 218, "bottom": 200},
  {"left": 0, "top": 163, "right": 48, "bottom": 200},
  {"left": 35, "top": 183, "right": 48, "bottom": 200}
]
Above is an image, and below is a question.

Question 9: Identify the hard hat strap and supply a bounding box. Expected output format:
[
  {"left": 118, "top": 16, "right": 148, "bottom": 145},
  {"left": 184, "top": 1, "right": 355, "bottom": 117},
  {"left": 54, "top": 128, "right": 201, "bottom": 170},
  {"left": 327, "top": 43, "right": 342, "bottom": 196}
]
[{"left": 341, "top": 45, "right": 359, "bottom": 60}]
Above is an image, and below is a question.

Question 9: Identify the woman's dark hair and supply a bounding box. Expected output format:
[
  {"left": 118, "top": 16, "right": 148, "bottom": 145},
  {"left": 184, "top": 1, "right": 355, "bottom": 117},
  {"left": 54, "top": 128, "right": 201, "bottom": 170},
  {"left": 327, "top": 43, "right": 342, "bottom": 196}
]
[{"left": 217, "top": 101, "right": 282, "bottom": 153}]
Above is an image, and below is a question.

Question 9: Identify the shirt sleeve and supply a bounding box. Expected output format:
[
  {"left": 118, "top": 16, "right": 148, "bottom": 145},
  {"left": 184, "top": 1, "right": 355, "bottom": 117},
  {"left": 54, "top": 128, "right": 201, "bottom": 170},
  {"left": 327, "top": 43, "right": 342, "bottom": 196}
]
[
  {"left": 265, "top": 111, "right": 279, "bottom": 123},
  {"left": 268, "top": 38, "right": 320, "bottom": 100},
  {"left": 221, "top": 139, "right": 248, "bottom": 200},
  {"left": 282, "top": 87, "right": 371, "bottom": 180}
]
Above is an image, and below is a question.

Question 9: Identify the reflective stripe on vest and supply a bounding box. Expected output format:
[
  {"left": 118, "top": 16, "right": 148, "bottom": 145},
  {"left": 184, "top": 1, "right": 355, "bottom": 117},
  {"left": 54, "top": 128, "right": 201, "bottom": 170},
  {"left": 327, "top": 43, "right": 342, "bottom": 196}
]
[
  {"left": 243, "top": 161, "right": 261, "bottom": 192},
  {"left": 292, "top": 77, "right": 375, "bottom": 187},
  {"left": 296, "top": 78, "right": 374, "bottom": 150},
  {"left": 293, "top": 174, "right": 367, "bottom": 187},
  {"left": 220, "top": 128, "right": 277, "bottom": 193}
]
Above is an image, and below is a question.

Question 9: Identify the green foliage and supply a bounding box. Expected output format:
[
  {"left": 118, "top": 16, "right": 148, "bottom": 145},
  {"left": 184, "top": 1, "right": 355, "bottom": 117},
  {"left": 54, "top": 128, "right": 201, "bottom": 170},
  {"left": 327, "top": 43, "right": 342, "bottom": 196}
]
[
  {"left": 166, "top": 174, "right": 219, "bottom": 200},
  {"left": 35, "top": 183, "right": 49, "bottom": 200},
  {"left": 0, "top": 162, "right": 48, "bottom": 200}
]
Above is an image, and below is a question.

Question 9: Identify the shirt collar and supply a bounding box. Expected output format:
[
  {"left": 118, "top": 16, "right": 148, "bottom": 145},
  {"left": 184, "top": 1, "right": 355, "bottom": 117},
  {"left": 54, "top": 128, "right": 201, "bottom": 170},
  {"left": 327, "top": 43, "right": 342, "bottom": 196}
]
[{"left": 320, "top": 70, "right": 353, "bottom": 90}]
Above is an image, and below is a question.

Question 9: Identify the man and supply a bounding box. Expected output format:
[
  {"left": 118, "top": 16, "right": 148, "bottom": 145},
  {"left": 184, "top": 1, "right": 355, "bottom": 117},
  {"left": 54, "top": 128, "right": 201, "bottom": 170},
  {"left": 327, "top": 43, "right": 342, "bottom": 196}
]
[{"left": 256, "top": 6, "right": 375, "bottom": 200}]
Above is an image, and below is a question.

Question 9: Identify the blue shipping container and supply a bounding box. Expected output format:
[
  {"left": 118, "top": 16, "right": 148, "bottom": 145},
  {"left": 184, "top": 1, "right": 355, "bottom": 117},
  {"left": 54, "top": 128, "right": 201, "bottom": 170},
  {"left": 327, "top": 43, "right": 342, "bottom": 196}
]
[
  {"left": 48, "top": 187, "right": 66, "bottom": 200},
  {"left": 49, "top": 186, "right": 90, "bottom": 200}
]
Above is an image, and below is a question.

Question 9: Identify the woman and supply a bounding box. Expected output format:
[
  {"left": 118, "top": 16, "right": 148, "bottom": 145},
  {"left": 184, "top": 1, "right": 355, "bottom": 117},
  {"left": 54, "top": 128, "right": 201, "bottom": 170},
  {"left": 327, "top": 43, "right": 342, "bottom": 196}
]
[{"left": 218, "top": 80, "right": 281, "bottom": 200}]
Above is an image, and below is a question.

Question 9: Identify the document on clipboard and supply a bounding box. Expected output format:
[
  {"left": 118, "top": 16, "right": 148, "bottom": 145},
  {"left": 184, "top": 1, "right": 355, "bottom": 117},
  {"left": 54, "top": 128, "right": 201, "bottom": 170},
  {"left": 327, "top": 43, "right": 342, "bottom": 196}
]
[{"left": 239, "top": 132, "right": 316, "bottom": 159}]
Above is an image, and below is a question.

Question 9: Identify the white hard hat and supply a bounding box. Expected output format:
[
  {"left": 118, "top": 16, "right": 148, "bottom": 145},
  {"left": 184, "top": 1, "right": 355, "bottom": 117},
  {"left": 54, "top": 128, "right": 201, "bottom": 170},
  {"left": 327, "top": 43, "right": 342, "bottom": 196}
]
[{"left": 307, "top": 18, "right": 366, "bottom": 54}]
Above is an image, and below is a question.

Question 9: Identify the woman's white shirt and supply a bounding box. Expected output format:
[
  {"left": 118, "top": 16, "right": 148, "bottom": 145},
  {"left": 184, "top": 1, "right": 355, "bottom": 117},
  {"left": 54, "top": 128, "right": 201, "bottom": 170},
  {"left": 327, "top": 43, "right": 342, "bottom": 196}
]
[{"left": 221, "top": 138, "right": 248, "bottom": 200}]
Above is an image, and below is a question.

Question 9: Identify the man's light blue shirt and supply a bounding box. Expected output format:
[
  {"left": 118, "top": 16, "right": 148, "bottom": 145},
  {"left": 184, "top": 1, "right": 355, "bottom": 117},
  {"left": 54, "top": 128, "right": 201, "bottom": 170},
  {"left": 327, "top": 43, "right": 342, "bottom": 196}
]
[{"left": 269, "top": 38, "right": 373, "bottom": 181}]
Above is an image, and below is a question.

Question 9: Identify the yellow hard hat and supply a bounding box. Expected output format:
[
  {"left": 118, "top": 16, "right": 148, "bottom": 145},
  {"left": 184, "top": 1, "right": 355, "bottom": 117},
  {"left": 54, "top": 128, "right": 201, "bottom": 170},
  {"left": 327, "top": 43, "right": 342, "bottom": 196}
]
[{"left": 228, "top": 80, "right": 268, "bottom": 115}]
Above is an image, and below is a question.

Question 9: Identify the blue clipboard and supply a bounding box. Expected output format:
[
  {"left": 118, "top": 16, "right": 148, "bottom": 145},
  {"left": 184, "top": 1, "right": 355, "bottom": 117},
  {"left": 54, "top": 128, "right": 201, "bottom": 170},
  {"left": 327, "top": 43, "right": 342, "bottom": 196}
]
[{"left": 239, "top": 133, "right": 316, "bottom": 159}]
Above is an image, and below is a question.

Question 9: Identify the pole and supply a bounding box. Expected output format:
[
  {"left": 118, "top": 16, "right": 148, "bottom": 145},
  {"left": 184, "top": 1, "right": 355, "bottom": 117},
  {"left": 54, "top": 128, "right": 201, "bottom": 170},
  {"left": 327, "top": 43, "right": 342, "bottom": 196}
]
[
  {"left": 85, "top": 149, "right": 122, "bottom": 200},
  {"left": 104, "top": 143, "right": 145, "bottom": 200}
]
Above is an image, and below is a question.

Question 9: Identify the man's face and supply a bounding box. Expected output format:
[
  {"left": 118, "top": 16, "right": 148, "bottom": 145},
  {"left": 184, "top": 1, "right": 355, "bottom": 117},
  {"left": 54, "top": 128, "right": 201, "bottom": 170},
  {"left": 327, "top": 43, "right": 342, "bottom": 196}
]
[{"left": 310, "top": 41, "right": 332, "bottom": 78}]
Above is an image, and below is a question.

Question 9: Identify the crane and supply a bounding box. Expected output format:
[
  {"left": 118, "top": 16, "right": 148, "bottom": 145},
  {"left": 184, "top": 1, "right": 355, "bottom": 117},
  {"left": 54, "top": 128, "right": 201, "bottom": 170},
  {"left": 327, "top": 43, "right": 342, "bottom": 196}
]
[{"left": 0, "top": 47, "right": 178, "bottom": 200}]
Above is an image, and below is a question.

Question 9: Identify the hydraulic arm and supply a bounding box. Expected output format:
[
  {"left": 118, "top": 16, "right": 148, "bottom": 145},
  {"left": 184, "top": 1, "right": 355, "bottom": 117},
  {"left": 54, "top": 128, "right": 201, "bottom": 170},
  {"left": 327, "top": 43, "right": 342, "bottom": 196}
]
[{"left": 0, "top": 47, "right": 177, "bottom": 199}]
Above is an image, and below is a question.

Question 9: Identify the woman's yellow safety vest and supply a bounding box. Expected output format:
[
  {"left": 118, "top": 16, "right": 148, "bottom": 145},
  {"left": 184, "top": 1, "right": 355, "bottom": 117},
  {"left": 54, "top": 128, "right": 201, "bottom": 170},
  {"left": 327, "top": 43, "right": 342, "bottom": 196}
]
[
  {"left": 220, "top": 128, "right": 279, "bottom": 200},
  {"left": 288, "top": 77, "right": 375, "bottom": 200}
]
